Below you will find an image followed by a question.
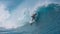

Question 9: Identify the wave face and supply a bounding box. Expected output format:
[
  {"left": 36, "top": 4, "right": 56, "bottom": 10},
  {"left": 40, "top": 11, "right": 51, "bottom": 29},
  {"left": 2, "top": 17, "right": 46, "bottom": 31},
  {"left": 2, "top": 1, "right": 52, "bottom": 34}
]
[
  {"left": 34, "top": 3, "right": 60, "bottom": 34},
  {"left": 0, "top": 3, "right": 60, "bottom": 34}
]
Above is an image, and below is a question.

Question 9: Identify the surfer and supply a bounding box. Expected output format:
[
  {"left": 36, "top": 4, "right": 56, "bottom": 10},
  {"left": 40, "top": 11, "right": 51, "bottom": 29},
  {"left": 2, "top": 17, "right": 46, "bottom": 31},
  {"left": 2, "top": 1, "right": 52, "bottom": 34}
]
[{"left": 30, "top": 13, "right": 37, "bottom": 25}]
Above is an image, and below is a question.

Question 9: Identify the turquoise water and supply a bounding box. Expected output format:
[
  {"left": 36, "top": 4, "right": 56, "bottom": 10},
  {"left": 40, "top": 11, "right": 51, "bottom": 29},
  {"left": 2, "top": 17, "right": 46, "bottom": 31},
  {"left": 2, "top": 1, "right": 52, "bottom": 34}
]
[{"left": 0, "top": 3, "right": 60, "bottom": 34}]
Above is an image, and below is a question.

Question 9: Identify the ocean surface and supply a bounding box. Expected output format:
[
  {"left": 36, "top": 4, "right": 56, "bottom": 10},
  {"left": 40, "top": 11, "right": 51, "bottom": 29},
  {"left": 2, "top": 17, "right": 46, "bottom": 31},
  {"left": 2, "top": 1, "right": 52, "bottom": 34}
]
[{"left": 0, "top": 3, "right": 60, "bottom": 34}]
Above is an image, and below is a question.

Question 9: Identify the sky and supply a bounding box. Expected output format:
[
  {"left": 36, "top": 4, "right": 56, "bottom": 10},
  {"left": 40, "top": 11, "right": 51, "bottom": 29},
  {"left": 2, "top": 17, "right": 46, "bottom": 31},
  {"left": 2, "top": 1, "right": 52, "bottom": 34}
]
[{"left": 0, "top": 0, "right": 60, "bottom": 29}]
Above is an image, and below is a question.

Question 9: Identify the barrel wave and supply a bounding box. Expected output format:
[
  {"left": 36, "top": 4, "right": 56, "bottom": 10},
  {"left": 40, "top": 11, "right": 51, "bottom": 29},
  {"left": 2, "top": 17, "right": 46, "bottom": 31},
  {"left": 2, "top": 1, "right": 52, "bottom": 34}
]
[{"left": 0, "top": 3, "right": 60, "bottom": 34}]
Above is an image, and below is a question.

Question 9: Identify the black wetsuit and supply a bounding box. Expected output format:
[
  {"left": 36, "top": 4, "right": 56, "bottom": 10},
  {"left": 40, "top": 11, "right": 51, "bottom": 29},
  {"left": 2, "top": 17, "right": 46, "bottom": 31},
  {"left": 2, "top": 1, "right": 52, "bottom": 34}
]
[{"left": 31, "top": 14, "right": 36, "bottom": 21}]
